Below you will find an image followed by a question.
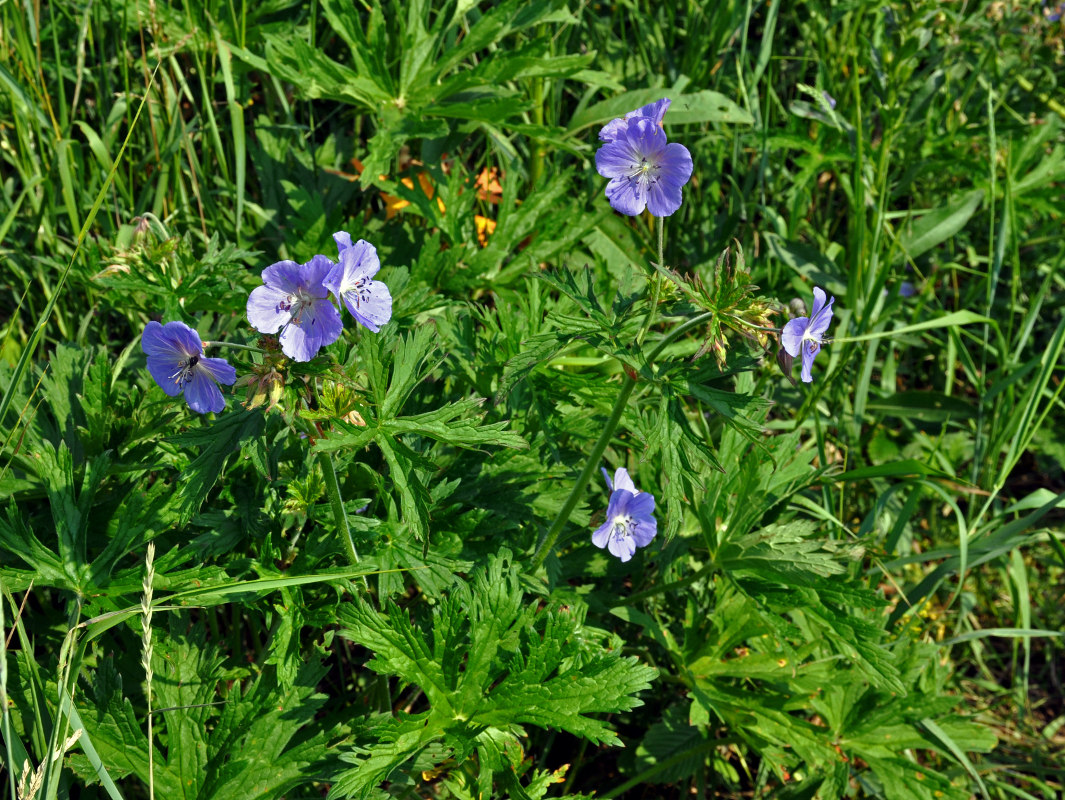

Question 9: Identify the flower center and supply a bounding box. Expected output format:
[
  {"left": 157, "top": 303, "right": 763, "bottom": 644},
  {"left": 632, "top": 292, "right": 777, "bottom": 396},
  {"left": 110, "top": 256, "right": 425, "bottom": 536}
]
[
  {"left": 169, "top": 354, "right": 200, "bottom": 387},
  {"left": 610, "top": 514, "right": 635, "bottom": 543},
  {"left": 343, "top": 275, "right": 372, "bottom": 308},
  {"left": 628, "top": 156, "right": 660, "bottom": 189},
  {"left": 276, "top": 287, "right": 315, "bottom": 324},
  {"left": 801, "top": 328, "right": 824, "bottom": 354}
]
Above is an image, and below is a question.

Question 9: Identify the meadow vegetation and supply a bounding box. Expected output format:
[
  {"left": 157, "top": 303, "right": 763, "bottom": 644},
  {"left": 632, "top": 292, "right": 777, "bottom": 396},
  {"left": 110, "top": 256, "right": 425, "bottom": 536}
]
[{"left": 1, "top": 1, "right": 1063, "bottom": 798}]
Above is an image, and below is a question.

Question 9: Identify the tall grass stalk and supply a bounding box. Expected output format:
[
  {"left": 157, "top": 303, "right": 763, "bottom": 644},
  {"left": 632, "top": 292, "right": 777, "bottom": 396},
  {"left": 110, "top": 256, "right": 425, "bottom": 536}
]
[{"left": 140, "top": 542, "right": 156, "bottom": 800}]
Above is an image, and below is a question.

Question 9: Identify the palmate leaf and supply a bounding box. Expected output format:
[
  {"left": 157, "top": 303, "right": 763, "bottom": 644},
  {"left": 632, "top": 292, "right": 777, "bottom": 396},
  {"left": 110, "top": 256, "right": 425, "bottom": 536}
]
[
  {"left": 313, "top": 328, "right": 525, "bottom": 540},
  {"left": 720, "top": 520, "right": 850, "bottom": 580},
  {"left": 687, "top": 607, "right": 995, "bottom": 797},
  {"left": 201, "top": 658, "right": 342, "bottom": 800},
  {"left": 166, "top": 408, "right": 266, "bottom": 524},
  {"left": 73, "top": 618, "right": 342, "bottom": 799},
  {"left": 633, "top": 704, "right": 709, "bottom": 785},
  {"left": 0, "top": 499, "right": 70, "bottom": 588},
  {"left": 333, "top": 549, "right": 657, "bottom": 797},
  {"left": 68, "top": 656, "right": 182, "bottom": 796},
  {"left": 329, "top": 712, "right": 443, "bottom": 800},
  {"left": 736, "top": 579, "right": 901, "bottom": 695}
]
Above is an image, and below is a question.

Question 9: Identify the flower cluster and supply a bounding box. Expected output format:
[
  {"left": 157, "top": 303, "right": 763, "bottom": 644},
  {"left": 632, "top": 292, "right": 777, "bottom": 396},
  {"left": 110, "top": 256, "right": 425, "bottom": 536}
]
[
  {"left": 248, "top": 232, "right": 392, "bottom": 362},
  {"left": 142, "top": 232, "right": 391, "bottom": 414},
  {"left": 594, "top": 99, "right": 840, "bottom": 387},
  {"left": 594, "top": 99, "right": 693, "bottom": 217}
]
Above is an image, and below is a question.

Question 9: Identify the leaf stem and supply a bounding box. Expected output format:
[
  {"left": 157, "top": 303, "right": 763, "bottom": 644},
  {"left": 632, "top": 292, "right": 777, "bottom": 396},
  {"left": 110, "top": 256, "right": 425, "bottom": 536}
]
[
  {"left": 724, "top": 312, "right": 779, "bottom": 333},
  {"left": 200, "top": 340, "right": 267, "bottom": 354}
]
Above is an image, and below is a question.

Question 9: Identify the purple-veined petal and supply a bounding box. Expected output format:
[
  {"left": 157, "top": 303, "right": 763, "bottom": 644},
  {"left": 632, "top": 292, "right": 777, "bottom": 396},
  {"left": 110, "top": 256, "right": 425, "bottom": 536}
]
[
  {"left": 278, "top": 299, "right": 343, "bottom": 362},
  {"left": 626, "top": 491, "right": 655, "bottom": 519},
  {"left": 145, "top": 355, "right": 186, "bottom": 397},
  {"left": 301, "top": 254, "right": 337, "bottom": 293},
  {"left": 247, "top": 284, "right": 292, "bottom": 334},
  {"left": 170, "top": 321, "right": 205, "bottom": 356},
  {"left": 605, "top": 177, "right": 647, "bottom": 216},
  {"left": 601, "top": 466, "right": 614, "bottom": 491},
  {"left": 260, "top": 260, "right": 304, "bottom": 294},
  {"left": 197, "top": 356, "right": 237, "bottom": 385},
  {"left": 598, "top": 99, "right": 672, "bottom": 143},
  {"left": 635, "top": 98, "right": 671, "bottom": 128},
  {"left": 300, "top": 297, "right": 343, "bottom": 346},
  {"left": 183, "top": 369, "right": 226, "bottom": 413},
  {"left": 598, "top": 117, "right": 628, "bottom": 143},
  {"left": 595, "top": 139, "right": 641, "bottom": 179},
  {"left": 644, "top": 142, "right": 691, "bottom": 217},
  {"left": 619, "top": 118, "right": 668, "bottom": 163},
  {"left": 278, "top": 321, "right": 321, "bottom": 362},
  {"left": 343, "top": 281, "right": 392, "bottom": 332},
  {"left": 657, "top": 142, "right": 693, "bottom": 185},
  {"left": 604, "top": 489, "right": 628, "bottom": 522},
  {"left": 781, "top": 317, "right": 809, "bottom": 358},
  {"left": 630, "top": 517, "right": 657, "bottom": 547},
  {"left": 645, "top": 179, "right": 684, "bottom": 217},
  {"left": 323, "top": 242, "right": 381, "bottom": 296},
  {"left": 807, "top": 295, "right": 835, "bottom": 340},
  {"left": 810, "top": 287, "right": 827, "bottom": 319},
  {"left": 141, "top": 321, "right": 182, "bottom": 360},
  {"left": 608, "top": 534, "right": 636, "bottom": 562},
  {"left": 142, "top": 320, "right": 198, "bottom": 360},
  {"left": 339, "top": 239, "right": 381, "bottom": 280},
  {"left": 799, "top": 341, "right": 820, "bottom": 383}
]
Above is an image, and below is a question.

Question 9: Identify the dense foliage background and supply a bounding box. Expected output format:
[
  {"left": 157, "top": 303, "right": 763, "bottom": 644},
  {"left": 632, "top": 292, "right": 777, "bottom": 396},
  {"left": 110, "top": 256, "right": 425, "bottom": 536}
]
[{"left": 2, "top": 1, "right": 1063, "bottom": 798}]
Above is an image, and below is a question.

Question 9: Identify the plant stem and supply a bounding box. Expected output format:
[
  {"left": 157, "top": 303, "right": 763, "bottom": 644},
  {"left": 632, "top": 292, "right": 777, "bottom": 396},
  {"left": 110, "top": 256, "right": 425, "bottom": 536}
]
[
  {"left": 531, "top": 374, "right": 636, "bottom": 570},
  {"left": 636, "top": 219, "right": 666, "bottom": 346},
  {"left": 318, "top": 450, "right": 368, "bottom": 588},
  {"left": 531, "top": 310, "right": 716, "bottom": 570}
]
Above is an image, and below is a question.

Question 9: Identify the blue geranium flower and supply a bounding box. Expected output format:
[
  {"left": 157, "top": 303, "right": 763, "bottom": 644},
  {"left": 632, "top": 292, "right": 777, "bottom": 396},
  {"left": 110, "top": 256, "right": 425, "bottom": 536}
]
[
  {"left": 247, "top": 255, "right": 343, "bottom": 361},
  {"left": 141, "top": 320, "right": 236, "bottom": 414},
  {"left": 595, "top": 114, "right": 693, "bottom": 217},
  {"left": 781, "top": 287, "right": 836, "bottom": 383},
  {"left": 323, "top": 232, "right": 392, "bottom": 333},
  {"left": 591, "top": 467, "right": 657, "bottom": 562}
]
